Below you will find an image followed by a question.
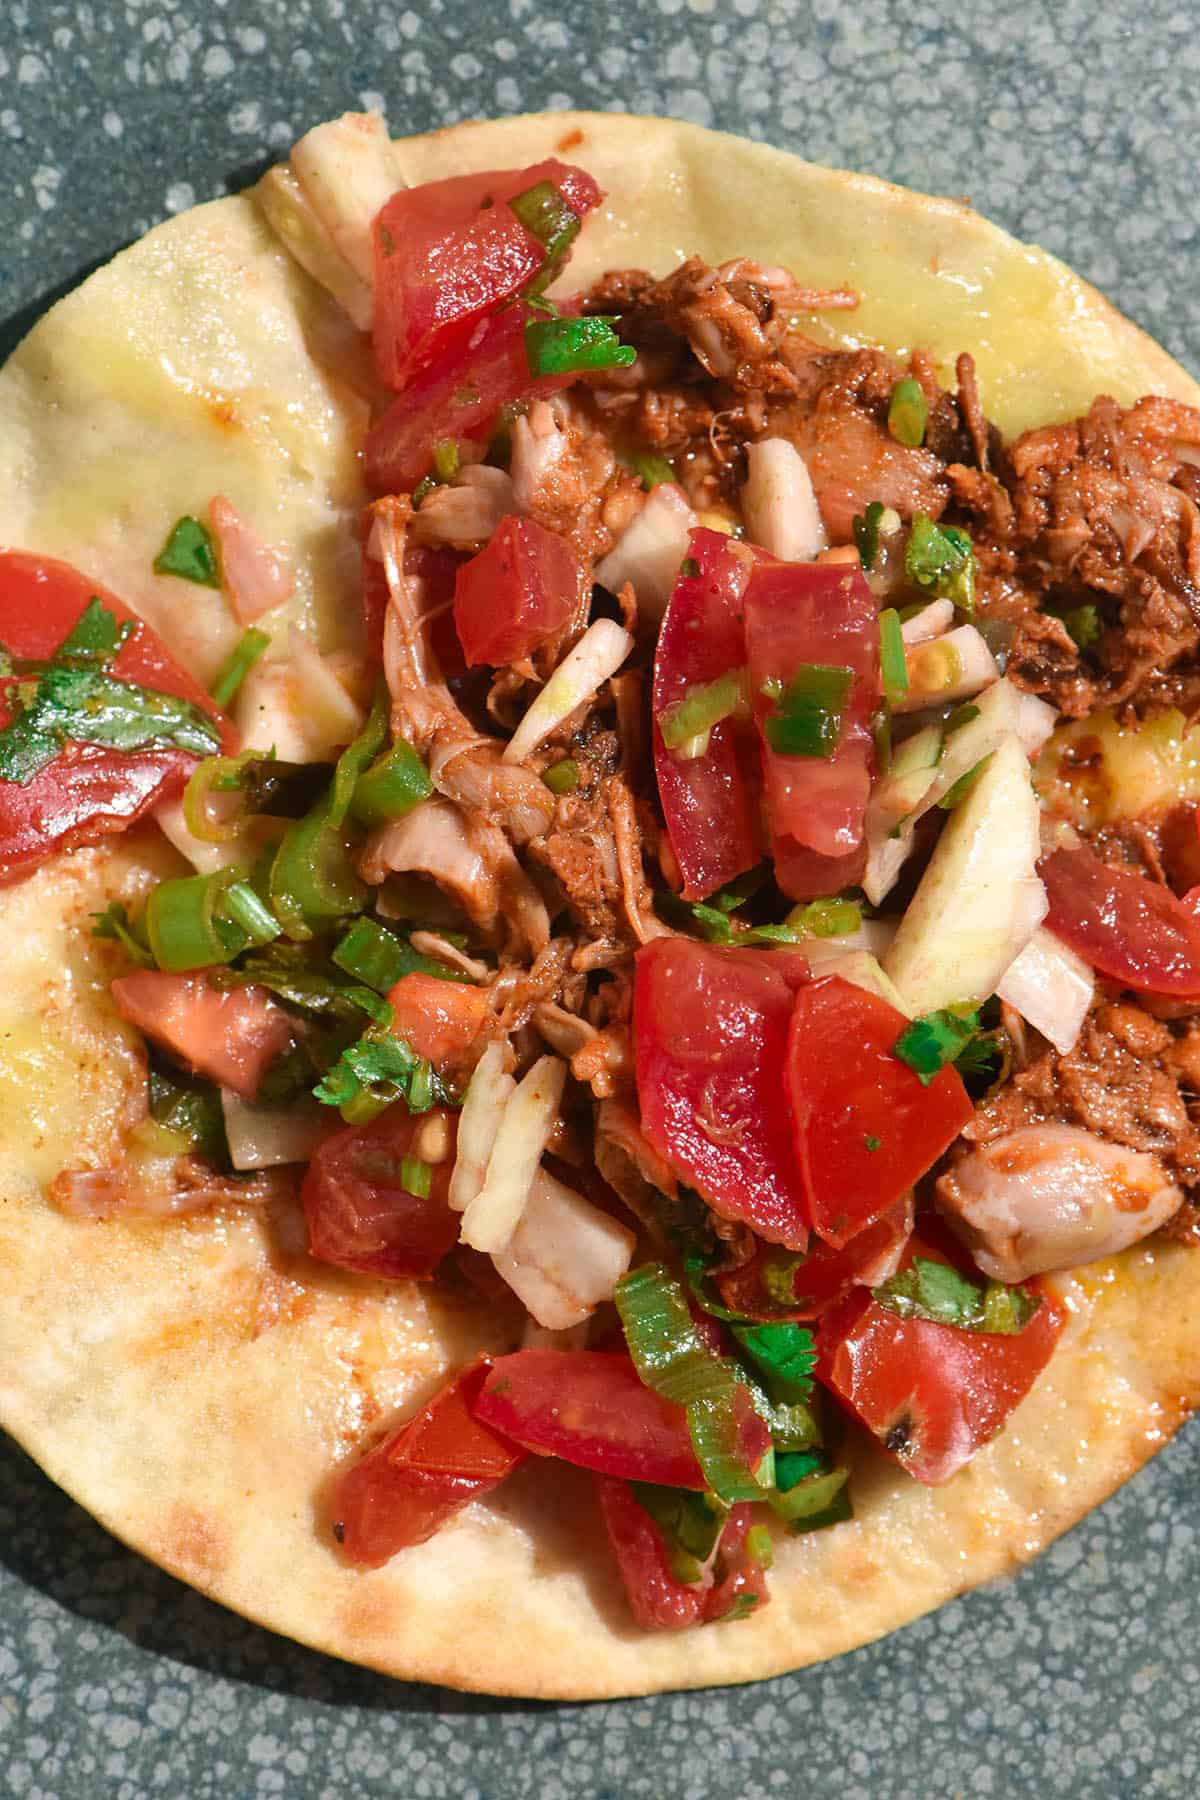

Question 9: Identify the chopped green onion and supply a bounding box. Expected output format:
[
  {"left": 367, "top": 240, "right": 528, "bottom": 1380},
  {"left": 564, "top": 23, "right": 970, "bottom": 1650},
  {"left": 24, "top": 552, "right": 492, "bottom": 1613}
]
[
  {"left": 629, "top": 450, "right": 676, "bottom": 490},
  {"left": 887, "top": 377, "right": 928, "bottom": 448},
  {"left": 407, "top": 1058, "right": 435, "bottom": 1113},
  {"left": 145, "top": 870, "right": 250, "bottom": 972},
  {"left": 766, "top": 1398, "right": 822, "bottom": 1452},
  {"left": 1050, "top": 601, "right": 1102, "bottom": 649},
  {"left": 708, "top": 865, "right": 768, "bottom": 913},
  {"left": 209, "top": 628, "right": 271, "bottom": 710},
  {"left": 148, "top": 1061, "right": 230, "bottom": 1168},
  {"left": 509, "top": 179, "right": 580, "bottom": 296},
  {"left": 853, "top": 500, "right": 886, "bottom": 571},
  {"left": 542, "top": 757, "right": 580, "bottom": 795},
  {"left": 220, "top": 880, "right": 282, "bottom": 948},
  {"left": 328, "top": 687, "right": 389, "bottom": 831},
  {"left": 658, "top": 668, "right": 749, "bottom": 753},
  {"left": 937, "top": 753, "right": 992, "bottom": 810},
  {"left": 873, "top": 1255, "right": 1041, "bottom": 1335},
  {"left": 652, "top": 891, "right": 735, "bottom": 943},
  {"left": 729, "top": 1322, "right": 817, "bottom": 1400},
  {"left": 744, "top": 1523, "right": 774, "bottom": 1568},
  {"left": 761, "top": 1253, "right": 806, "bottom": 1309},
  {"left": 944, "top": 701, "right": 981, "bottom": 735},
  {"left": 794, "top": 895, "right": 862, "bottom": 939},
  {"left": 763, "top": 663, "right": 852, "bottom": 758},
  {"left": 879, "top": 608, "right": 908, "bottom": 706},
  {"left": 411, "top": 475, "right": 436, "bottom": 508},
  {"left": 892, "top": 1008, "right": 981, "bottom": 1085},
  {"left": 91, "top": 900, "right": 154, "bottom": 967},
  {"left": 399, "top": 1155, "right": 433, "bottom": 1198},
  {"left": 615, "top": 1263, "right": 773, "bottom": 1503},
  {"left": 332, "top": 917, "right": 467, "bottom": 992},
  {"left": 183, "top": 747, "right": 267, "bottom": 843},
  {"left": 350, "top": 737, "right": 434, "bottom": 827},
  {"left": 432, "top": 439, "right": 460, "bottom": 483},
  {"left": 769, "top": 1453, "right": 851, "bottom": 1528},
  {"left": 153, "top": 515, "right": 220, "bottom": 587},
  {"left": 631, "top": 1484, "right": 729, "bottom": 1584},
  {"left": 269, "top": 805, "right": 367, "bottom": 941},
  {"left": 525, "top": 315, "right": 637, "bottom": 377},
  {"left": 58, "top": 597, "right": 134, "bottom": 667},
  {"left": 905, "top": 514, "right": 976, "bottom": 616}
]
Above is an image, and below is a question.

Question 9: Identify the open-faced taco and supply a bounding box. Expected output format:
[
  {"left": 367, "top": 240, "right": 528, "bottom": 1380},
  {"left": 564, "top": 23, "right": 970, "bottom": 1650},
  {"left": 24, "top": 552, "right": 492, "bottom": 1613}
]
[{"left": 1, "top": 110, "right": 1199, "bottom": 1699}]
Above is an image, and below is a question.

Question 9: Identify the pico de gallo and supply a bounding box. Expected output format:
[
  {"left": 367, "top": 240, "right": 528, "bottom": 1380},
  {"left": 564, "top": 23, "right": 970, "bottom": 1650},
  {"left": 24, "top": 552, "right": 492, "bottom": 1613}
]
[{"left": 13, "top": 111, "right": 1200, "bottom": 1634}]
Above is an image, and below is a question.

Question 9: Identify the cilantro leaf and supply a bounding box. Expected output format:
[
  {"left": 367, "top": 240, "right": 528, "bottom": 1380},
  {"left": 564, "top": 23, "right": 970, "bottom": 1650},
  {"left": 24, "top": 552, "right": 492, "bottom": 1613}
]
[
  {"left": 873, "top": 1256, "right": 1040, "bottom": 1334},
  {"left": 154, "top": 516, "right": 221, "bottom": 587},
  {"left": 893, "top": 1009, "right": 980, "bottom": 1085},
  {"left": 904, "top": 514, "right": 976, "bottom": 615}
]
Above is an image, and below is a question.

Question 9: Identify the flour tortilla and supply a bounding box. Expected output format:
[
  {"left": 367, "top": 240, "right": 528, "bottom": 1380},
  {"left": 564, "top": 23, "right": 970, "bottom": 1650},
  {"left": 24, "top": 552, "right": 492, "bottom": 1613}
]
[{"left": 0, "top": 111, "right": 1197, "bottom": 1699}]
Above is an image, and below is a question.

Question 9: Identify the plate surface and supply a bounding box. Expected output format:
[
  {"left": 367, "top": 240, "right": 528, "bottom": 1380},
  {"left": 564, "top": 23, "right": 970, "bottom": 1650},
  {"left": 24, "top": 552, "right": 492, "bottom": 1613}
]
[{"left": 1, "top": 0, "right": 1199, "bottom": 1791}]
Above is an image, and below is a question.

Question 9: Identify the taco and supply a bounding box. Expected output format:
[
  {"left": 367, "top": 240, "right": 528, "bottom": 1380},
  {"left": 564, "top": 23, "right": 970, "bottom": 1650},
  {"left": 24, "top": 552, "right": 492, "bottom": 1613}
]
[{"left": 1, "top": 110, "right": 1199, "bottom": 1699}]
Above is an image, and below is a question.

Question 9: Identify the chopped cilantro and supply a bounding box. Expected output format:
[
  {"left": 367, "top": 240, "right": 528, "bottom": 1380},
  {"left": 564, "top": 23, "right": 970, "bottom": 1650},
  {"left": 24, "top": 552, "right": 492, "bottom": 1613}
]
[
  {"left": 153, "top": 515, "right": 220, "bottom": 587},
  {"left": 904, "top": 513, "right": 976, "bottom": 616},
  {"left": 864, "top": 1133, "right": 881, "bottom": 1152},
  {"left": 873, "top": 1256, "right": 1040, "bottom": 1335},
  {"left": 853, "top": 500, "right": 886, "bottom": 571},
  {"left": 892, "top": 1008, "right": 981, "bottom": 1085}
]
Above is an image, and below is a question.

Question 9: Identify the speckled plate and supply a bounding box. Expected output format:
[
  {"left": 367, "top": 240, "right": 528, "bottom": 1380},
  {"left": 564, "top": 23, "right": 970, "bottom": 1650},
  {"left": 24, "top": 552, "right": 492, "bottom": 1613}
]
[{"left": 2, "top": 2, "right": 1199, "bottom": 1792}]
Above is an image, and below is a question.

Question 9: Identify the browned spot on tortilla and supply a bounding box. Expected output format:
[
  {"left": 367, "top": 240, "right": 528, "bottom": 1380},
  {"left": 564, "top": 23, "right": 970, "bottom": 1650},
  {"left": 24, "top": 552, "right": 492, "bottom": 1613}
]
[
  {"left": 336, "top": 1570, "right": 403, "bottom": 1648},
  {"left": 207, "top": 396, "right": 238, "bottom": 430},
  {"left": 159, "top": 1501, "right": 228, "bottom": 1582},
  {"left": 557, "top": 128, "right": 584, "bottom": 152},
  {"left": 251, "top": 1267, "right": 317, "bottom": 1339}
]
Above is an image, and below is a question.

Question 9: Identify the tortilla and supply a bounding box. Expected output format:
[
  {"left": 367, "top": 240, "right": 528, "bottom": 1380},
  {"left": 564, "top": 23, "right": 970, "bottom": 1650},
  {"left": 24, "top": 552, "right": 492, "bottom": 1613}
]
[{"left": 0, "top": 111, "right": 1197, "bottom": 1699}]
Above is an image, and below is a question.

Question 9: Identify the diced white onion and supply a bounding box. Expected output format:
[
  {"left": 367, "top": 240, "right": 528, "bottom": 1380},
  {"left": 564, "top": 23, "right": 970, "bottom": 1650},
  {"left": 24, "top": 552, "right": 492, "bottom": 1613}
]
[
  {"left": 289, "top": 111, "right": 399, "bottom": 289},
  {"left": 807, "top": 948, "right": 912, "bottom": 1017},
  {"left": 894, "top": 623, "right": 999, "bottom": 712},
  {"left": 235, "top": 641, "right": 362, "bottom": 762},
  {"left": 900, "top": 598, "right": 956, "bottom": 644},
  {"left": 209, "top": 495, "right": 295, "bottom": 624},
  {"left": 220, "top": 1092, "right": 326, "bottom": 1171},
  {"left": 798, "top": 917, "right": 897, "bottom": 966},
  {"left": 502, "top": 620, "right": 633, "bottom": 765},
  {"left": 287, "top": 627, "right": 365, "bottom": 746},
  {"left": 995, "top": 926, "right": 1095, "bottom": 1055},
  {"left": 884, "top": 733, "right": 1047, "bottom": 1014},
  {"left": 594, "top": 484, "right": 697, "bottom": 623},
  {"left": 256, "top": 165, "right": 375, "bottom": 330},
  {"left": 447, "top": 1041, "right": 515, "bottom": 1213},
  {"left": 1013, "top": 688, "right": 1059, "bottom": 755},
  {"left": 740, "top": 438, "right": 827, "bottom": 561},
  {"left": 492, "top": 1167, "right": 636, "bottom": 1329},
  {"left": 459, "top": 1055, "right": 567, "bottom": 1252}
]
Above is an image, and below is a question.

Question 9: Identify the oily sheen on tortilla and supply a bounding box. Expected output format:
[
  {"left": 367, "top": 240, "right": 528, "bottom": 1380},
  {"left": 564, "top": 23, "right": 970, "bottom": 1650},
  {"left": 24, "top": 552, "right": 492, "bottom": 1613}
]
[{"left": 0, "top": 112, "right": 1198, "bottom": 1699}]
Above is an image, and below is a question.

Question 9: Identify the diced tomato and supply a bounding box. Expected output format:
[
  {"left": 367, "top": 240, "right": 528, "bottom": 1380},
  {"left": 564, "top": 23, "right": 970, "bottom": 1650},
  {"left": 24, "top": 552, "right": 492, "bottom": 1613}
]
[
  {"left": 633, "top": 938, "right": 812, "bottom": 1249},
  {"left": 596, "top": 1481, "right": 770, "bottom": 1631},
  {"left": 453, "top": 515, "right": 582, "bottom": 668},
  {"left": 364, "top": 302, "right": 579, "bottom": 494},
  {"left": 1041, "top": 843, "right": 1200, "bottom": 997},
  {"left": 332, "top": 1357, "right": 525, "bottom": 1567},
  {"left": 111, "top": 972, "right": 292, "bottom": 1100},
  {"left": 0, "top": 552, "right": 234, "bottom": 883},
  {"left": 652, "top": 528, "right": 765, "bottom": 901},
  {"left": 302, "top": 1103, "right": 460, "bottom": 1279},
  {"left": 714, "top": 1197, "right": 913, "bottom": 1321},
  {"left": 473, "top": 1350, "right": 706, "bottom": 1488},
  {"left": 742, "top": 559, "right": 879, "bottom": 899},
  {"left": 386, "top": 972, "right": 489, "bottom": 1072},
  {"left": 816, "top": 1235, "right": 1067, "bottom": 1483},
  {"left": 785, "top": 976, "right": 973, "bottom": 1247},
  {"left": 372, "top": 160, "right": 602, "bottom": 390},
  {"left": 1158, "top": 801, "right": 1200, "bottom": 896}
]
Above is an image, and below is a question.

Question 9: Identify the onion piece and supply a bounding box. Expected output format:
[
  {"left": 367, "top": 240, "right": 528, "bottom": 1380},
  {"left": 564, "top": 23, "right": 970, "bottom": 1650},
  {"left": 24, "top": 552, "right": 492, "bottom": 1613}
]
[
  {"left": 1013, "top": 688, "right": 1059, "bottom": 755},
  {"left": 288, "top": 111, "right": 399, "bottom": 289},
  {"left": 894, "top": 623, "right": 999, "bottom": 713},
  {"left": 594, "top": 483, "right": 697, "bottom": 623},
  {"left": 883, "top": 733, "right": 1047, "bottom": 1014},
  {"left": 809, "top": 948, "right": 912, "bottom": 1017},
  {"left": 995, "top": 926, "right": 1095, "bottom": 1055},
  {"left": 900, "top": 598, "right": 956, "bottom": 644},
  {"left": 740, "top": 438, "right": 827, "bottom": 561},
  {"left": 448, "top": 1041, "right": 515, "bottom": 1213},
  {"left": 502, "top": 620, "right": 633, "bottom": 765},
  {"left": 797, "top": 917, "right": 897, "bottom": 966},
  {"left": 521, "top": 1318, "right": 590, "bottom": 1350},
  {"left": 220, "top": 1091, "right": 326, "bottom": 1170},
  {"left": 154, "top": 795, "right": 241, "bottom": 876},
  {"left": 209, "top": 496, "right": 295, "bottom": 624},
  {"left": 235, "top": 640, "right": 362, "bottom": 763},
  {"left": 492, "top": 1167, "right": 636, "bottom": 1329},
  {"left": 286, "top": 627, "right": 365, "bottom": 746},
  {"left": 459, "top": 1055, "right": 567, "bottom": 1252},
  {"left": 255, "top": 164, "right": 374, "bottom": 330}
]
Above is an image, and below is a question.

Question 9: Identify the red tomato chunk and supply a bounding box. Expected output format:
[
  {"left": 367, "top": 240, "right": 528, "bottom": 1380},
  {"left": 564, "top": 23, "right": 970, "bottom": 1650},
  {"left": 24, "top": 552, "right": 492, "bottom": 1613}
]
[
  {"left": 1041, "top": 844, "right": 1200, "bottom": 997},
  {"left": 742, "top": 558, "right": 880, "bottom": 899},
  {"left": 111, "top": 972, "right": 292, "bottom": 1101},
  {"left": 0, "top": 552, "right": 233, "bottom": 883},
  {"left": 372, "top": 159, "right": 602, "bottom": 390},
  {"left": 453, "top": 515, "right": 581, "bottom": 668},
  {"left": 634, "top": 938, "right": 811, "bottom": 1249},
  {"left": 652, "top": 528, "right": 765, "bottom": 901},
  {"left": 786, "top": 976, "right": 973, "bottom": 1248},
  {"left": 473, "top": 1350, "right": 706, "bottom": 1489},
  {"left": 596, "top": 1480, "right": 770, "bottom": 1631},
  {"left": 715, "top": 1198, "right": 913, "bottom": 1322},
  {"left": 386, "top": 972, "right": 490, "bottom": 1072},
  {"left": 302, "top": 1103, "right": 460, "bottom": 1279},
  {"left": 816, "top": 1243, "right": 1066, "bottom": 1484},
  {"left": 333, "top": 1358, "right": 525, "bottom": 1567}
]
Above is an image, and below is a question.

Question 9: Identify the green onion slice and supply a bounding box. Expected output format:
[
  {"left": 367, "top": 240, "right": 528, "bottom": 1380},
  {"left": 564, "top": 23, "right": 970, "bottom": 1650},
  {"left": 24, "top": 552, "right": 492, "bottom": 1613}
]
[
  {"left": 525, "top": 315, "right": 637, "bottom": 377},
  {"left": 542, "top": 757, "right": 580, "bottom": 795},
  {"left": 631, "top": 1484, "right": 729, "bottom": 1585},
  {"left": 852, "top": 500, "right": 886, "bottom": 571},
  {"left": 629, "top": 450, "right": 676, "bottom": 491},
  {"left": 509, "top": 179, "right": 580, "bottom": 296},
  {"left": 614, "top": 1263, "right": 773, "bottom": 1504},
  {"left": 905, "top": 514, "right": 976, "bottom": 616},
  {"left": 879, "top": 608, "right": 909, "bottom": 706},
  {"left": 350, "top": 737, "right": 434, "bottom": 828},
  {"left": 269, "top": 803, "right": 367, "bottom": 942},
  {"left": 658, "top": 668, "right": 749, "bottom": 753},
  {"left": 145, "top": 869, "right": 280, "bottom": 972},
  {"left": 887, "top": 377, "right": 928, "bottom": 447},
  {"left": 762, "top": 663, "right": 852, "bottom": 759},
  {"left": 209, "top": 628, "right": 270, "bottom": 710}
]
